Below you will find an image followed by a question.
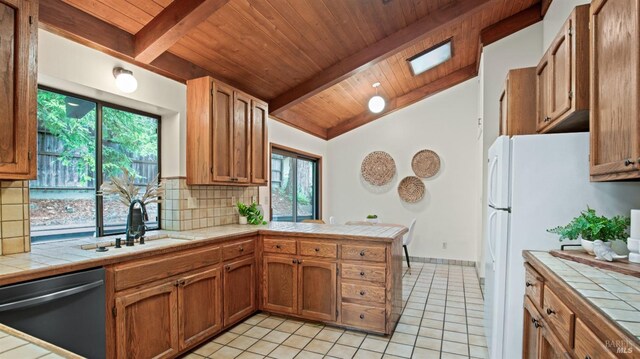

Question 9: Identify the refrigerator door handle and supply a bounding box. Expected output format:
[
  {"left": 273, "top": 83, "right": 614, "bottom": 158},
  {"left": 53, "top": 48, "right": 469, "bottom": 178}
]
[
  {"left": 488, "top": 211, "right": 498, "bottom": 270},
  {"left": 488, "top": 156, "right": 499, "bottom": 208}
]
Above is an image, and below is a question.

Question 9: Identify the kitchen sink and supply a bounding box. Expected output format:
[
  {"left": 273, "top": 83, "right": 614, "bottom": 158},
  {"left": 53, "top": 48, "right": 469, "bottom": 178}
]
[{"left": 81, "top": 235, "right": 192, "bottom": 251}]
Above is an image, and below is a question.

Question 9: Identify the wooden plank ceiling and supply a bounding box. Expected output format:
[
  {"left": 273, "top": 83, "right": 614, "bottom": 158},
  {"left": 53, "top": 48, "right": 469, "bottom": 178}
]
[{"left": 49, "top": 0, "right": 544, "bottom": 139}]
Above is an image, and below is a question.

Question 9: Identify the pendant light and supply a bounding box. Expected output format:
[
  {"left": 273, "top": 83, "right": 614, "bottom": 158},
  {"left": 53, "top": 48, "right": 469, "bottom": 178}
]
[
  {"left": 368, "top": 82, "right": 385, "bottom": 113},
  {"left": 113, "top": 67, "right": 138, "bottom": 93}
]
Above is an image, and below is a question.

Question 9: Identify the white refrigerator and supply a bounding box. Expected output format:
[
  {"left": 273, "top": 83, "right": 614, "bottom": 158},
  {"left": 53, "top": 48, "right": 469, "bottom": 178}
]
[{"left": 483, "top": 133, "right": 640, "bottom": 359}]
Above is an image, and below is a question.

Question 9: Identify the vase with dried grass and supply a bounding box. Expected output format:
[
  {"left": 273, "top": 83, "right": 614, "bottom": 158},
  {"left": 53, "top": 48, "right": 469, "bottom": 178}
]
[{"left": 100, "top": 168, "right": 164, "bottom": 240}]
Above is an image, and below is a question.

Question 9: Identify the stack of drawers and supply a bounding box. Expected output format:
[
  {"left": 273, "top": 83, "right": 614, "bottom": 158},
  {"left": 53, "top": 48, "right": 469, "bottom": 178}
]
[{"left": 339, "top": 244, "right": 387, "bottom": 332}]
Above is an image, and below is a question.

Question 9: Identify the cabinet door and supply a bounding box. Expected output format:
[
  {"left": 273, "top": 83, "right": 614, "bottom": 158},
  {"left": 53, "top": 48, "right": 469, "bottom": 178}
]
[
  {"left": 499, "top": 88, "right": 508, "bottom": 136},
  {"left": 539, "top": 324, "right": 571, "bottom": 359},
  {"left": 232, "top": 91, "right": 251, "bottom": 183},
  {"left": 590, "top": 0, "right": 640, "bottom": 179},
  {"left": 223, "top": 256, "right": 256, "bottom": 326},
  {"left": 250, "top": 99, "right": 268, "bottom": 185},
  {"left": 115, "top": 282, "right": 179, "bottom": 359},
  {"left": 536, "top": 56, "right": 551, "bottom": 132},
  {"left": 522, "top": 297, "right": 541, "bottom": 359},
  {"left": 0, "top": 0, "right": 36, "bottom": 180},
  {"left": 178, "top": 267, "right": 222, "bottom": 350},
  {"left": 212, "top": 82, "right": 234, "bottom": 182},
  {"left": 298, "top": 260, "right": 337, "bottom": 321},
  {"left": 263, "top": 256, "right": 298, "bottom": 315},
  {"left": 549, "top": 18, "right": 572, "bottom": 122}
]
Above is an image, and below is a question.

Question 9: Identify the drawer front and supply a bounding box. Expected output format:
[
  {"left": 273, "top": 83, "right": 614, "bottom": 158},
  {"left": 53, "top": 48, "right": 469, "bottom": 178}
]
[
  {"left": 263, "top": 238, "right": 297, "bottom": 255},
  {"left": 114, "top": 245, "right": 221, "bottom": 291},
  {"left": 341, "top": 245, "right": 386, "bottom": 262},
  {"left": 341, "top": 302, "right": 385, "bottom": 332},
  {"left": 574, "top": 318, "right": 617, "bottom": 359},
  {"left": 542, "top": 286, "right": 575, "bottom": 348},
  {"left": 341, "top": 283, "right": 385, "bottom": 304},
  {"left": 223, "top": 238, "right": 256, "bottom": 261},
  {"left": 341, "top": 263, "right": 385, "bottom": 283},
  {"left": 299, "top": 241, "right": 337, "bottom": 258},
  {"left": 524, "top": 263, "right": 544, "bottom": 307}
]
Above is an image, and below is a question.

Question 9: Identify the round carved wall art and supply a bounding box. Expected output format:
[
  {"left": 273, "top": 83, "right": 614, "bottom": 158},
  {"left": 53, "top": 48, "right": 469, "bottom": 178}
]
[
  {"left": 398, "top": 176, "right": 425, "bottom": 203},
  {"left": 412, "top": 149, "right": 441, "bottom": 178},
  {"left": 361, "top": 151, "right": 396, "bottom": 186}
]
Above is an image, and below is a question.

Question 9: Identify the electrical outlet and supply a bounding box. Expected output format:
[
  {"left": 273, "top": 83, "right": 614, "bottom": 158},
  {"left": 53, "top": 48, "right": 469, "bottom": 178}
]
[
  {"left": 442, "top": 242, "right": 447, "bottom": 249},
  {"left": 252, "top": 195, "right": 257, "bottom": 203},
  {"left": 187, "top": 197, "right": 198, "bottom": 209}
]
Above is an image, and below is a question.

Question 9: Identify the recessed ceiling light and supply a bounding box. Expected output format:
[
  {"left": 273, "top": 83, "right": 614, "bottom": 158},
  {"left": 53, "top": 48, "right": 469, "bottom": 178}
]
[{"left": 407, "top": 40, "right": 452, "bottom": 76}]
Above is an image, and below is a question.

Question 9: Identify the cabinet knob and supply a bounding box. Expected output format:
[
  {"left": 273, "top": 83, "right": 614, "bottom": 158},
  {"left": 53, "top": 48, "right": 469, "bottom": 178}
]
[
  {"left": 292, "top": 259, "right": 297, "bottom": 264},
  {"left": 225, "top": 265, "right": 231, "bottom": 271},
  {"left": 360, "top": 250, "right": 366, "bottom": 256},
  {"left": 625, "top": 159, "right": 636, "bottom": 166},
  {"left": 533, "top": 320, "right": 541, "bottom": 328},
  {"left": 179, "top": 280, "right": 186, "bottom": 286},
  {"left": 585, "top": 356, "right": 591, "bottom": 359},
  {"left": 297, "top": 259, "right": 302, "bottom": 264},
  {"left": 525, "top": 281, "right": 533, "bottom": 287},
  {"left": 360, "top": 290, "right": 365, "bottom": 296},
  {"left": 276, "top": 244, "right": 281, "bottom": 249},
  {"left": 544, "top": 116, "right": 551, "bottom": 122},
  {"left": 360, "top": 271, "right": 365, "bottom": 276},
  {"left": 315, "top": 248, "right": 320, "bottom": 252},
  {"left": 546, "top": 308, "right": 556, "bottom": 315},
  {"left": 239, "top": 246, "right": 244, "bottom": 252},
  {"left": 359, "top": 314, "right": 365, "bottom": 319}
]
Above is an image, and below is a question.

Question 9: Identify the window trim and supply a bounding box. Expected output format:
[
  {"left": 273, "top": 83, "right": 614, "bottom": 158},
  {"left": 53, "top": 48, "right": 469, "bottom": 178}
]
[
  {"left": 269, "top": 143, "right": 322, "bottom": 222},
  {"left": 34, "top": 85, "right": 162, "bottom": 241}
]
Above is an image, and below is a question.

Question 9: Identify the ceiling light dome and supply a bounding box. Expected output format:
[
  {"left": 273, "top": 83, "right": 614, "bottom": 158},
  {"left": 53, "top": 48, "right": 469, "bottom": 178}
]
[
  {"left": 113, "top": 67, "right": 138, "bottom": 93},
  {"left": 368, "top": 82, "right": 385, "bottom": 113}
]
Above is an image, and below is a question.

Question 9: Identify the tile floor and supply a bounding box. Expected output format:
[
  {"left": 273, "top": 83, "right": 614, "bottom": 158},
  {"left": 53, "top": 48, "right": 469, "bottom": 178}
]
[{"left": 184, "top": 262, "right": 488, "bottom": 359}]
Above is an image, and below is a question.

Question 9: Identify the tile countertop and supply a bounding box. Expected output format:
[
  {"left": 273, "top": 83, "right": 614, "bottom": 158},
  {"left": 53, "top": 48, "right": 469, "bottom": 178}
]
[
  {"left": 530, "top": 251, "right": 640, "bottom": 342},
  {"left": 0, "top": 324, "right": 82, "bottom": 358},
  {"left": 0, "top": 222, "right": 407, "bottom": 287}
]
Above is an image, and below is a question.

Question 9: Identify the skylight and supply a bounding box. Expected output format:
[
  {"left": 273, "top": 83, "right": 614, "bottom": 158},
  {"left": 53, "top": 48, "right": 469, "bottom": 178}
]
[{"left": 407, "top": 40, "right": 452, "bottom": 76}]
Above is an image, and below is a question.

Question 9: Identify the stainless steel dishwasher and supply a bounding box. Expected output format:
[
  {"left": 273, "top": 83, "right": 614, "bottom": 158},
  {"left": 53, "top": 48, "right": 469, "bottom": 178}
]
[{"left": 0, "top": 267, "right": 106, "bottom": 358}]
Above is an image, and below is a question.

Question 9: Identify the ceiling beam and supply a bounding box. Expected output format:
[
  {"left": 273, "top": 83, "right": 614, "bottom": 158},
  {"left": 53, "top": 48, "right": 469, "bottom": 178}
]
[
  {"left": 270, "top": 113, "right": 329, "bottom": 140},
  {"left": 541, "top": 0, "right": 553, "bottom": 17},
  {"left": 480, "top": 3, "right": 543, "bottom": 47},
  {"left": 268, "top": 0, "right": 489, "bottom": 116},
  {"left": 326, "top": 65, "right": 477, "bottom": 140},
  {"left": 134, "top": 0, "right": 229, "bottom": 64}
]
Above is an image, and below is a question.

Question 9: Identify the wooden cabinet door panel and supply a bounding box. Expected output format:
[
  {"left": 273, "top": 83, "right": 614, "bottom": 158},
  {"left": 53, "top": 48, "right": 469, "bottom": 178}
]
[
  {"left": 263, "top": 256, "right": 298, "bottom": 315},
  {"left": 179, "top": 267, "right": 222, "bottom": 350},
  {"left": 298, "top": 260, "right": 336, "bottom": 321},
  {"left": 499, "top": 89, "right": 508, "bottom": 136},
  {"left": 232, "top": 91, "right": 251, "bottom": 183},
  {"left": 536, "top": 56, "right": 551, "bottom": 132},
  {"left": 590, "top": 0, "right": 640, "bottom": 177},
  {"left": 522, "top": 297, "right": 541, "bottom": 359},
  {"left": 549, "top": 19, "right": 572, "bottom": 122},
  {"left": 251, "top": 99, "right": 268, "bottom": 185},
  {"left": 115, "top": 282, "right": 179, "bottom": 359},
  {"left": 574, "top": 318, "right": 617, "bottom": 359},
  {"left": 539, "top": 323, "right": 571, "bottom": 359},
  {"left": 0, "top": 0, "right": 36, "bottom": 179},
  {"left": 223, "top": 256, "right": 256, "bottom": 326},
  {"left": 212, "top": 82, "right": 234, "bottom": 182}
]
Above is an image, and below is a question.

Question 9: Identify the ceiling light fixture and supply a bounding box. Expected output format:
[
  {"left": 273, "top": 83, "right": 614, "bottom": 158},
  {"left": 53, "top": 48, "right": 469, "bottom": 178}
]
[
  {"left": 113, "top": 67, "right": 138, "bottom": 93},
  {"left": 407, "top": 40, "right": 452, "bottom": 76},
  {"left": 368, "top": 82, "right": 385, "bottom": 114}
]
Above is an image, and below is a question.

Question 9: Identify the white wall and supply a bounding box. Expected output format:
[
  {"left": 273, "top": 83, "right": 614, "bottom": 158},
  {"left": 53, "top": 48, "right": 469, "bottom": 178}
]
[
  {"left": 37, "top": 30, "right": 187, "bottom": 177},
  {"left": 326, "top": 79, "right": 481, "bottom": 262}
]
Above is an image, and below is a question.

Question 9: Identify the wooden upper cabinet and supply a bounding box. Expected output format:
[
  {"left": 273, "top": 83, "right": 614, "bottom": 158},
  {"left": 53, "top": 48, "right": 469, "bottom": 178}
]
[
  {"left": 115, "top": 282, "right": 180, "bottom": 359},
  {"left": 223, "top": 256, "right": 256, "bottom": 326},
  {"left": 590, "top": 0, "right": 640, "bottom": 181},
  {"left": 0, "top": 0, "right": 37, "bottom": 180},
  {"left": 186, "top": 76, "right": 269, "bottom": 185},
  {"left": 537, "top": 5, "right": 590, "bottom": 134},
  {"left": 251, "top": 100, "right": 268, "bottom": 185},
  {"left": 499, "top": 67, "right": 536, "bottom": 136},
  {"left": 178, "top": 267, "right": 222, "bottom": 350},
  {"left": 298, "top": 260, "right": 336, "bottom": 322}
]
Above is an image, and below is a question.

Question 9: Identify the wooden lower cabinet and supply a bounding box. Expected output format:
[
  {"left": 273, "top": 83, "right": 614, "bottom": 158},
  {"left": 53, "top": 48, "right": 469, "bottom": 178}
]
[
  {"left": 539, "top": 324, "right": 571, "bottom": 359},
  {"left": 115, "top": 282, "right": 180, "bottom": 359},
  {"left": 299, "top": 260, "right": 336, "bottom": 321},
  {"left": 223, "top": 256, "right": 256, "bottom": 326},
  {"left": 522, "top": 297, "right": 541, "bottom": 359},
  {"left": 263, "top": 255, "right": 298, "bottom": 314},
  {"left": 178, "top": 267, "right": 222, "bottom": 350}
]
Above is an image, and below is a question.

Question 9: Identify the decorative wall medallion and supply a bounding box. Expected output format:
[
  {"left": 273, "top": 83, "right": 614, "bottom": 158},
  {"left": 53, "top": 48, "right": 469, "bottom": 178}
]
[
  {"left": 412, "top": 149, "right": 440, "bottom": 178},
  {"left": 361, "top": 151, "right": 396, "bottom": 186},
  {"left": 398, "top": 176, "right": 425, "bottom": 203}
]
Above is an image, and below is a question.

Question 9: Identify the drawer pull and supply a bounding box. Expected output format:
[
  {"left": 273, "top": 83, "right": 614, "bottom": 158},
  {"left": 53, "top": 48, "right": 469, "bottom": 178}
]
[
  {"left": 179, "top": 279, "right": 186, "bottom": 286},
  {"left": 625, "top": 159, "right": 636, "bottom": 166},
  {"left": 525, "top": 281, "right": 533, "bottom": 287},
  {"left": 585, "top": 356, "right": 591, "bottom": 359},
  {"left": 225, "top": 265, "right": 231, "bottom": 271},
  {"left": 239, "top": 246, "right": 244, "bottom": 252},
  {"left": 315, "top": 248, "right": 320, "bottom": 252},
  {"left": 360, "top": 250, "right": 366, "bottom": 256},
  {"left": 533, "top": 319, "right": 541, "bottom": 328},
  {"left": 359, "top": 314, "right": 365, "bottom": 319},
  {"left": 360, "top": 290, "right": 366, "bottom": 296},
  {"left": 292, "top": 259, "right": 297, "bottom": 264},
  {"left": 276, "top": 244, "right": 281, "bottom": 249},
  {"left": 546, "top": 308, "right": 556, "bottom": 315},
  {"left": 360, "top": 271, "right": 365, "bottom": 276}
]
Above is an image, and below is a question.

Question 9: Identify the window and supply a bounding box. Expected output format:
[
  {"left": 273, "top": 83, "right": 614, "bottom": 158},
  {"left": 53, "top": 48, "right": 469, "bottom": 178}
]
[
  {"left": 270, "top": 145, "right": 321, "bottom": 222},
  {"left": 407, "top": 39, "right": 452, "bottom": 76},
  {"left": 31, "top": 87, "right": 160, "bottom": 242}
]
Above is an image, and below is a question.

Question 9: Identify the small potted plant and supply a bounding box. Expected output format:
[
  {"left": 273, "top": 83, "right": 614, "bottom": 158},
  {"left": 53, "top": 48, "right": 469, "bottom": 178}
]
[
  {"left": 547, "top": 207, "right": 630, "bottom": 255},
  {"left": 366, "top": 214, "right": 379, "bottom": 224},
  {"left": 237, "top": 202, "right": 267, "bottom": 225}
]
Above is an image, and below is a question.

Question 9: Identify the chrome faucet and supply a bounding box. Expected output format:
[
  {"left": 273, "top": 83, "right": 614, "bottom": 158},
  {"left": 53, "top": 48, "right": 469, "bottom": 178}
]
[{"left": 125, "top": 199, "right": 148, "bottom": 246}]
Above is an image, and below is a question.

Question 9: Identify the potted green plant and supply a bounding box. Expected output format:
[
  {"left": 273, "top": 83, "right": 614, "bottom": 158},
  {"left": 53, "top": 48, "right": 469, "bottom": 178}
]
[
  {"left": 236, "top": 202, "right": 267, "bottom": 225},
  {"left": 547, "top": 207, "right": 630, "bottom": 255},
  {"left": 366, "top": 214, "right": 378, "bottom": 224}
]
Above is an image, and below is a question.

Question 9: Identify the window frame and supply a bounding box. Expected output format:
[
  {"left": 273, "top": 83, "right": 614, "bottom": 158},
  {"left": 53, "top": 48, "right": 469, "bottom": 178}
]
[
  {"left": 33, "top": 85, "right": 162, "bottom": 241},
  {"left": 269, "top": 143, "right": 322, "bottom": 222}
]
